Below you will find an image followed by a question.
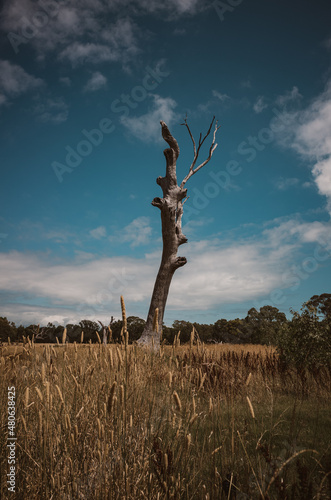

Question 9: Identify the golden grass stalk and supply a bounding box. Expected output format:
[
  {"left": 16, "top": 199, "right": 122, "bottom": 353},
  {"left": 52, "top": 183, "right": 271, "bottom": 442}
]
[
  {"left": 55, "top": 384, "right": 65, "bottom": 405},
  {"left": 211, "top": 446, "right": 222, "bottom": 456},
  {"left": 35, "top": 387, "right": 43, "bottom": 402},
  {"left": 173, "top": 391, "right": 182, "bottom": 412},
  {"left": 81, "top": 331, "right": 84, "bottom": 343},
  {"left": 95, "top": 330, "right": 101, "bottom": 344},
  {"left": 65, "top": 413, "right": 71, "bottom": 430},
  {"left": 246, "top": 396, "right": 255, "bottom": 419},
  {"left": 39, "top": 410, "right": 43, "bottom": 434},
  {"left": 246, "top": 372, "right": 252, "bottom": 386},
  {"left": 189, "top": 413, "right": 198, "bottom": 426},
  {"left": 116, "top": 346, "right": 123, "bottom": 367},
  {"left": 24, "top": 387, "right": 29, "bottom": 408},
  {"left": 41, "top": 362, "right": 46, "bottom": 384},
  {"left": 164, "top": 453, "right": 168, "bottom": 471},
  {"left": 119, "top": 384, "right": 124, "bottom": 405},
  {"left": 46, "top": 382, "right": 50, "bottom": 406},
  {"left": 107, "top": 381, "right": 117, "bottom": 414},
  {"left": 108, "top": 326, "right": 112, "bottom": 343},
  {"left": 21, "top": 415, "right": 27, "bottom": 433},
  {"left": 120, "top": 295, "right": 127, "bottom": 333},
  {"left": 97, "top": 418, "right": 101, "bottom": 439},
  {"left": 62, "top": 328, "right": 67, "bottom": 344}
]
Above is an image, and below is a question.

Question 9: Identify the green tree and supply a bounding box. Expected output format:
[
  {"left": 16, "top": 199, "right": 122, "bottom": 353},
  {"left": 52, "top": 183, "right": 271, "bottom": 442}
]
[
  {"left": 245, "top": 305, "right": 287, "bottom": 345},
  {"left": 213, "top": 319, "right": 228, "bottom": 343},
  {"left": 79, "top": 320, "right": 101, "bottom": 343},
  {"left": 127, "top": 316, "right": 146, "bottom": 342},
  {"left": 171, "top": 320, "right": 193, "bottom": 343},
  {"left": 276, "top": 304, "right": 331, "bottom": 370},
  {"left": 305, "top": 293, "right": 331, "bottom": 324},
  {"left": 0, "top": 317, "right": 16, "bottom": 342},
  {"left": 66, "top": 323, "right": 82, "bottom": 343},
  {"left": 24, "top": 324, "right": 40, "bottom": 341}
]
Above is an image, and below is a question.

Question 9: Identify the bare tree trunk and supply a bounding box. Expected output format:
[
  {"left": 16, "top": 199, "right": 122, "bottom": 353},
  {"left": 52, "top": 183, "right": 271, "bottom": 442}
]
[{"left": 138, "top": 118, "right": 219, "bottom": 348}]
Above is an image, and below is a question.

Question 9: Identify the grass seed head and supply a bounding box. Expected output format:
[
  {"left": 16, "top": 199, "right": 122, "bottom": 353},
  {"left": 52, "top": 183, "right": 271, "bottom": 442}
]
[
  {"left": 173, "top": 391, "right": 182, "bottom": 412},
  {"left": 246, "top": 396, "right": 255, "bottom": 419}
]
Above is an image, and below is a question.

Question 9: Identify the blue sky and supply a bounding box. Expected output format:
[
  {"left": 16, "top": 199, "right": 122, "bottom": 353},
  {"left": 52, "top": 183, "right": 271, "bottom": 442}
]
[{"left": 0, "top": 0, "right": 330, "bottom": 327}]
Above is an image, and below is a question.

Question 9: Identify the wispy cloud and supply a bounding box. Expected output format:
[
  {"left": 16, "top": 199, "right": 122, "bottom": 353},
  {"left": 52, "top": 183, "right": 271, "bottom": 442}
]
[
  {"left": 120, "top": 94, "right": 178, "bottom": 142},
  {"left": 0, "top": 60, "right": 43, "bottom": 106},
  {"left": 59, "top": 42, "right": 119, "bottom": 66},
  {"left": 274, "top": 177, "right": 299, "bottom": 190},
  {"left": 83, "top": 71, "right": 107, "bottom": 92},
  {"left": 1, "top": 1, "right": 201, "bottom": 64},
  {"left": 33, "top": 96, "right": 69, "bottom": 124},
  {"left": 89, "top": 226, "right": 107, "bottom": 239},
  {"left": 240, "top": 79, "right": 251, "bottom": 89},
  {"left": 275, "top": 85, "right": 302, "bottom": 108},
  {"left": 59, "top": 77, "right": 71, "bottom": 87},
  {"left": 212, "top": 90, "right": 230, "bottom": 102},
  {"left": 253, "top": 95, "right": 268, "bottom": 114}
]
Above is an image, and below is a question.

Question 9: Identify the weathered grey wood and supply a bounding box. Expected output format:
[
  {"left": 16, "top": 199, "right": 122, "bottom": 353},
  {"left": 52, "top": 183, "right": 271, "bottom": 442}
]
[{"left": 138, "top": 118, "right": 220, "bottom": 348}]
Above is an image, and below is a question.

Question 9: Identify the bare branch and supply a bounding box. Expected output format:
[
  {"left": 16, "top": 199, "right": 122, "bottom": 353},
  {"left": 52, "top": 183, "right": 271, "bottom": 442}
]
[
  {"left": 180, "top": 117, "right": 220, "bottom": 188},
  {"left": 181, "top": 116, "right": 196, "bottom": 159}
]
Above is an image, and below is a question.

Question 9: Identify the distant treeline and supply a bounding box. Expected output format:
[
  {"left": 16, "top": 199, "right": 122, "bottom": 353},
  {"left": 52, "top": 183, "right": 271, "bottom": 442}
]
[{"left": 1, "top": 294, "right": 330, "bottom": 347}]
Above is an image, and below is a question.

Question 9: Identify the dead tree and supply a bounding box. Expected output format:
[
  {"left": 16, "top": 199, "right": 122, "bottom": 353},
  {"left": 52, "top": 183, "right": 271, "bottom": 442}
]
[{"left": 138, "top": 116, "right": 220, "bottom": 348}]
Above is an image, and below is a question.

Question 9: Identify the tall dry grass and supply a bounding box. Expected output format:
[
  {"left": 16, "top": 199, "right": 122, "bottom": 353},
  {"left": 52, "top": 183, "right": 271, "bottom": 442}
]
[{"left": 0, "top": 340, "right": 330, "bottom": 499}]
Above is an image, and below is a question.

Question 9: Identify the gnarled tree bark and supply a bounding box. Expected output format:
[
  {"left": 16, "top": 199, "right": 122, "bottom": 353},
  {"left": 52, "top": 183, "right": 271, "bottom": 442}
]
[{"left": 138, "top": 117, "right": 220, "bottom": 348}]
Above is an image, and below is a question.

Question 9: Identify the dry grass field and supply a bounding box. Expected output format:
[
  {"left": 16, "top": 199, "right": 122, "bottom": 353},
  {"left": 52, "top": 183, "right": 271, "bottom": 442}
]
[{"left": 1, "top": 340, "right": 330, "bottom": 499}]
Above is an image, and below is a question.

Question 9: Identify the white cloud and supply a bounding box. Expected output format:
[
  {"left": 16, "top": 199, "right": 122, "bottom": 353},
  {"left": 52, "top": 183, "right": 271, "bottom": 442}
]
[
  {"left": 58, "top": 18, "right": 140, "bottom": 68},
  {"left": 33, "top": 96, "right": 69, "bottom": 124},
  {"left": 109, "top": 217, "right": 152, "bottom": 247},
  {"left": 173, "top": 28, "right": 186, "bottom": 35},
  {"left": 89, "top": 226, "right": 107, "bottom": 239},
  {"left": 1, "top": 1, "right": 202, "bottom": 67},
  {"left": 261, "top": 218, "right": 331, "bottom": 248},
  {"left": 253, "top": 96, "right": 268, "bottom": 114},
  {"left": 212, "top": 90, "right": 230, "bottom": 102},
  {"left": 59, "top": 42, "right": 118, "bottom": 65},
  {"left": 121, "top": 94, "right": 178, "bottom": 142},
  {"left": 272, "top": 79, "right": 331, "bottom": 214},
  {"left": 2, "top": 216, "right": 330, "bottom": 325},
  {"left": 0, "top": 60, "right": 43, "bottom": 106},
  {"left": 275, "top": 86, "right": 302, "bottom": 108},
  {"left": 83, "top": 72, "right": 107, "bottom": 92},
  {"left": 240, "top": 79, "right": 251, "bottom": 89},
  {"left": 274, "top": 177, "right": 299, "bottom": 190},
  {"left": 59, "top": 77, "right": 71, "bottom": 86}
]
